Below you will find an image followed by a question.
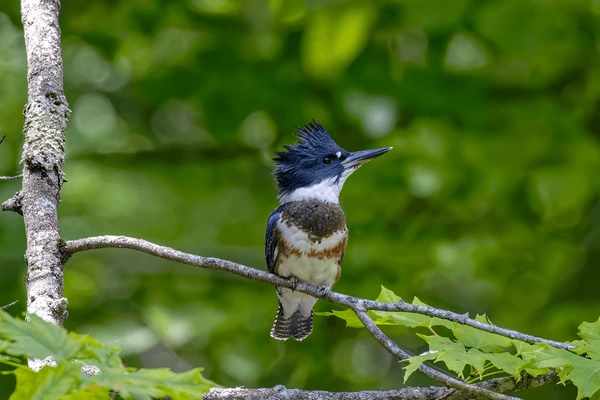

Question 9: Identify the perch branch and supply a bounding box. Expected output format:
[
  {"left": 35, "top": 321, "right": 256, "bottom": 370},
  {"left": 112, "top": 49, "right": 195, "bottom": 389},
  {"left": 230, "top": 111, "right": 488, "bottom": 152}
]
[
  {"left": 63, "top": 235, "right": 573, "bottom": 351},
  {"left": 63, "top": 235, "right": 571, "bottom": 399}
]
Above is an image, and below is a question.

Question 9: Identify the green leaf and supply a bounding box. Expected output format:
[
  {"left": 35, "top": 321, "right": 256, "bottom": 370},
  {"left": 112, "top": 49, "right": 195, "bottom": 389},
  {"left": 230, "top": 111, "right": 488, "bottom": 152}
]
[
  {"left": 90, "top": 367, "right": 214, "bottom": 400},
  {"left": 412, "top": 334, "right": 527, "bottom": 381},
  {"left": 9, "top": 365, "right": 81, "bottom": 400},
  {"left": 566, "top": 357, "right": 600, "bottom": 400},
  {"left": 418, "top": 334, "right": 472, "bottom": 378},
  {"left": 0, "top": 310, "right": 79, "bottom": 361},
  {"left": 370, "top": 297, "right": 439, "bottom": 328},
  {"left": 61, "top": 385, "right": 111, "bottom": 400},
  {"left": 0, "top": 311, "right": 215, "bottom": 399},
  {"left": 403, "top": 352, "right": 436, "bottom": 382},
  {"left": 317, "top": 309, "right": 363, "bottom": 328},
  {"left": 321, "top": 288, "right": 448, "bottom": 329},
  {"left": 574, "top": 318, "right": 600, "bottom": 360},
  {"left": 376, "top": 285, "right": 402, "bottom": 303},
  {"left": 68, "top": 332, "right": 122, "bottom": 368},
  {"left": 515, "top": 342, "right": 569, "bottom": 371},
  {"left": 485, "top": 352, "right": 528, "bottom": 379},
  {"left": 515, "top": 342, "right": 600, "bottom": 399},
  {"left": 451, "top": 315, "right": 513, "bottom": 353}
]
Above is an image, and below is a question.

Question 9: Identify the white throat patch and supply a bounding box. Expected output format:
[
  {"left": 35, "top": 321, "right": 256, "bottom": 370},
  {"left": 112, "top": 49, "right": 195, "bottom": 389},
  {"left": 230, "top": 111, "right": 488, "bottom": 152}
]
[{"left": 279, "top": 168, "right": 358, "bottom": 204}]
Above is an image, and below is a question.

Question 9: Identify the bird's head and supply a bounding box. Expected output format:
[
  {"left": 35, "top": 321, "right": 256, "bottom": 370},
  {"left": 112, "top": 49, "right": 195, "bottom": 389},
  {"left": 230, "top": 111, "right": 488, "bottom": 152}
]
[{"left": 274, "top": 121, "right": 391, "bottom": 204}]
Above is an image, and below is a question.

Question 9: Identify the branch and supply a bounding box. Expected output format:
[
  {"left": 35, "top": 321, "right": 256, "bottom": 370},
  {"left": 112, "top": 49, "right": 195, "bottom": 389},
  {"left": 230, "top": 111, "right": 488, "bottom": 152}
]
[
  {"left": 1, "top": 192, "right": 23, "bottom": 215},
  {"left": 19, "top": 0, "right": 70, "bottom": 369},
  {"left": 0, "top": 301, "right": 19, "bottom": 310},
  {"left": 205, "top": 386, "right": 448, "bottom": 400},
  {"left": 63, "top": 235, "right": 569, "bottom": 398},
  {"left": 63, "top": 235, "right": 573, "bottom": 351},
  {"left": 355, "top": 303, "right": 572, "bottom": 351},
  {"left": 204, "top": 373, "right": 557, "bottom": 400},
  {"left": 0, "top": 174, "right": 22, "bottom": 181},
  {"left": 353, "top": 311, "right": 517, "bottom": 400}
]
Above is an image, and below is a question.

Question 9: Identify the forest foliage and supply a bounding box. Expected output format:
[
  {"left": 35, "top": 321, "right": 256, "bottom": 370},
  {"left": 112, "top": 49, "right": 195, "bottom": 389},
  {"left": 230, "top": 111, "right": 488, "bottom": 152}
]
[{"left": 0, "top": 310, "right": 213, "bottom": 399}]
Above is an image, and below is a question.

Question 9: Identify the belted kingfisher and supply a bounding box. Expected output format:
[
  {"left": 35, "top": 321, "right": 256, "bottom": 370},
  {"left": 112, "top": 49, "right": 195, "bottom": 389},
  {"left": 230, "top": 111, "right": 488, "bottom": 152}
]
[{"left": 266, "top": 121, "right": 391, "bottom": 341}]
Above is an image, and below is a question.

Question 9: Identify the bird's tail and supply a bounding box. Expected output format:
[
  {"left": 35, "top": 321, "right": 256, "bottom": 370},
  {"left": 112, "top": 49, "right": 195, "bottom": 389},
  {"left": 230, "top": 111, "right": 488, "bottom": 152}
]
[{"left": 270, "top": 303, "right": 313, "bottom": 341}]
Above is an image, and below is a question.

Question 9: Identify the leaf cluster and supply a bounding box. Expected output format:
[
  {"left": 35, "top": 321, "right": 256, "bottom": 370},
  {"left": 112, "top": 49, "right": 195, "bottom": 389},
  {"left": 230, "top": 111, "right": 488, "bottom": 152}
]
[
  {"left": 0, "top": 310, "right": 214, "bottom": 400},
  {"left": 324, "top": 287, "right": 600, "bottom": 400}
]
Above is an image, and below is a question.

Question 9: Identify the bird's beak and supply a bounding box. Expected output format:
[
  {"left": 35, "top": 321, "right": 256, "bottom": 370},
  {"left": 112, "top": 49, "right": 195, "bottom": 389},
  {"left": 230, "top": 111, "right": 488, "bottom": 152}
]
[{"left": 342, "top": 146, "right": 392, "bottom": 169}]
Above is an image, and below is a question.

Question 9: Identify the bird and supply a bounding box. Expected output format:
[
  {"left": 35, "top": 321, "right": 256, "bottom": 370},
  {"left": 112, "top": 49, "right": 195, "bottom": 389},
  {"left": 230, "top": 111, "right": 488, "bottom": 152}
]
[{"left": 265, "top": 121, "right": 391, "bottom": 341}]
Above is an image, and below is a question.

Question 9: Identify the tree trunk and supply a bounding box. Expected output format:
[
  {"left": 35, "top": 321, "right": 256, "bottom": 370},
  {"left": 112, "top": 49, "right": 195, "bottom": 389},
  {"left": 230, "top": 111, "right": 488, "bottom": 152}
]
[{"left": 19, "top": 0, "right": 69, "bottom": 368}]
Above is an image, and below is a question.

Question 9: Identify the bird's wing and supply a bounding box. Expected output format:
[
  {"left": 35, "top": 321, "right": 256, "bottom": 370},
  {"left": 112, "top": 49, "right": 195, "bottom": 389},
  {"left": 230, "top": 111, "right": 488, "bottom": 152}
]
[{"left": 265, "top": 208, "right": 282, "bottom": 274}]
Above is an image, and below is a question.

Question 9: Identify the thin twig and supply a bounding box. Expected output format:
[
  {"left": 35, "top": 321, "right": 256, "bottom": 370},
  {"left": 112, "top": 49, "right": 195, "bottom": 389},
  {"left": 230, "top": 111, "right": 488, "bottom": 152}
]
[
  {"left": 0, "top": 301, "right": 18, "bottom": 310},
  {"left": 353, "top": 310, "right": 519, "bottom": 400},
  {"left": 356, "top": 301, "right": 572, "bottom": 351},
  {"left": 0, "top": 174, "right": 22, "bottom": 181},
  {"left": 63, "top": 235, "right": 573, "bottom": 351}
]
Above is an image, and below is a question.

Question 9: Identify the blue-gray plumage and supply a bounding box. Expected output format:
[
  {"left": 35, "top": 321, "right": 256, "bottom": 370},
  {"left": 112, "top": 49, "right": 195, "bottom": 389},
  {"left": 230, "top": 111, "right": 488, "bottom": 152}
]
[{"left": 266, "top": 122, "right": 391, "bottom": 341}]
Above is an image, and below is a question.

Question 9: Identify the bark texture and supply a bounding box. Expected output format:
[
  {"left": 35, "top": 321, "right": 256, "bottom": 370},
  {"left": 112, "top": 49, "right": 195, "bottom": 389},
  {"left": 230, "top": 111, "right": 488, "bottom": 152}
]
[
  {"left": 204, "top": 387, "right": 447, "bottom": 400},
  {"left": 19, "top": 0, "right": 69, "bottom": 342},
  {"left": 203, "top": 373, "right": 557, "bottom": 400}
]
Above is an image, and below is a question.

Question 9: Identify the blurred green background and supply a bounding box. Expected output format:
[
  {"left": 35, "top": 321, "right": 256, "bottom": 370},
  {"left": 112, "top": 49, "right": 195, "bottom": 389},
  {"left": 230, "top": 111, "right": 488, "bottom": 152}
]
[{"left": 1, "top": 0, "right": 600, "bottom": 398}]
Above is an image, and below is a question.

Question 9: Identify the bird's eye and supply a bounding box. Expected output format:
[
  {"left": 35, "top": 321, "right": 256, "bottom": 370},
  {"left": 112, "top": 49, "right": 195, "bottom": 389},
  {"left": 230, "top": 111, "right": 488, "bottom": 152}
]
[{"left": 323, "top": 155, "right": 333, "bottom": 164}]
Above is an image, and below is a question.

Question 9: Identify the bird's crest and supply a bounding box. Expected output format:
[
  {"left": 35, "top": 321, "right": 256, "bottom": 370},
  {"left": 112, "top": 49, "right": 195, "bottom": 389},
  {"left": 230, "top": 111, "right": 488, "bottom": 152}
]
[{"left": 274, "top": 121, "right": 338, "bottom": 167}]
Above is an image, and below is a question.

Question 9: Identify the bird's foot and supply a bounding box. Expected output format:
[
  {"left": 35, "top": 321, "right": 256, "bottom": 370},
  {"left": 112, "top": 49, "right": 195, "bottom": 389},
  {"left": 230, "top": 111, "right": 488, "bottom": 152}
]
[
  {"left": 316, "top": 285, "right": 330, "bottom": 297},
  {"left": 288, "top": 276, "right": 299, "bottom": 291}
]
